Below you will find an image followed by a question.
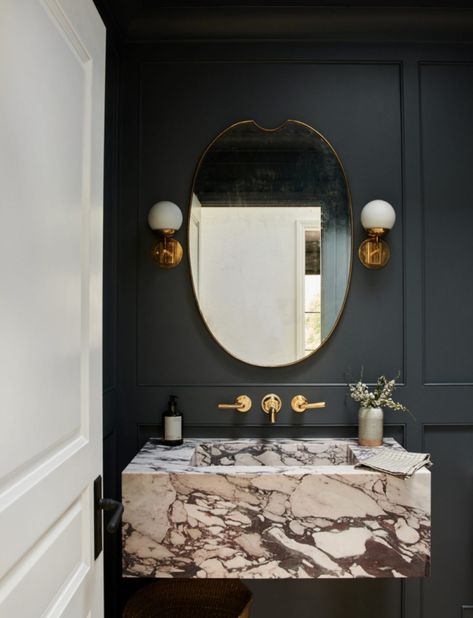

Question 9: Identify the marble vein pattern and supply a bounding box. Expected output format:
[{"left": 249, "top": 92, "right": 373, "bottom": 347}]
[{"left": 122, "top": 438, "right": 430, "bottom": 579}]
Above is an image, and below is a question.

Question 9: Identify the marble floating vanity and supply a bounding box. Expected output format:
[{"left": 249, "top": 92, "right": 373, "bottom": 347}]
[{"left": 122, "top": 438, "right": 430, "bottom": 579}]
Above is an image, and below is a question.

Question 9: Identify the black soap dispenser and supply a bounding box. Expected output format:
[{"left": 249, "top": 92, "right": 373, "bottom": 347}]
[{"left": 162, "top": 395, "right": 183, "bottom": 446}]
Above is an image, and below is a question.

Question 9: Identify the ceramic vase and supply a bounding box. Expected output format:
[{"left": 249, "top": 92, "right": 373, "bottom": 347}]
[{"left": 358, "top": 406, "right": 383, "bottom": 446}]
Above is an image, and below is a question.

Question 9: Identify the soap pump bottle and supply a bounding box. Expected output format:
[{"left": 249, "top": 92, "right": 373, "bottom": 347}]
[{"left": 162, "top": 395, "right": 183, "bottom": 446}]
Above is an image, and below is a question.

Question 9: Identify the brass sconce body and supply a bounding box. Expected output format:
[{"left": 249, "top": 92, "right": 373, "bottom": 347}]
[
  {"left": 148, "top": 201, "right": 183, "bottom": 269},
  {"left": 358, "top": 200, "right": 396, "bottom": 269},
  {"left": 358, "top": 228, "right": 390, "bottom": 269},
  {"left": 151, "top": 229, "right": 183, "bottom": 269}
]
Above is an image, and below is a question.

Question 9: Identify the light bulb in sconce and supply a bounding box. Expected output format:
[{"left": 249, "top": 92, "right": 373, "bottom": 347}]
[
  {"left": 148, "top": 201, "right": 183, "bottom": 269},
  {"left": 358, "top": 199, "right": 396, "bottom": 269}
]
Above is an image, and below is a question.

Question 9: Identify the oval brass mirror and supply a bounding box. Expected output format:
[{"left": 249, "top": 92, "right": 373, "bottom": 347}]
[{"left": 189, "top": 120, "right": 352, "bottom": 367}]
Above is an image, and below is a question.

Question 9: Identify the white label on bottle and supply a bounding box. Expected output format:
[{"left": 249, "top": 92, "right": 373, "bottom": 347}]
[{"left": 164, "top": 416, "right": 182, "bottom": 441}]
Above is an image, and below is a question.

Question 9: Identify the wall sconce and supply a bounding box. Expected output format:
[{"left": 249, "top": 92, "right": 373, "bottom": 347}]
[
  {"left": 148, "top": 201, "right": 183, "bottom": 269},
  {"left": 358, "top": 199, "right": 396, "bottom": 269}
]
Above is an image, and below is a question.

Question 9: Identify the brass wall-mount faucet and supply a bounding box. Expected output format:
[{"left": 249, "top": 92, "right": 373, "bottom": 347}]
[
  {"left": 218, "top": 394, "right": 325, "bottom": 420},
  {"left": 261, "top": 394, "right": 282, "bottom": 424}
]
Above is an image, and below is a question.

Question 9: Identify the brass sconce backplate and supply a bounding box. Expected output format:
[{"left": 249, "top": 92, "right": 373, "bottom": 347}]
[
  {"left": 151, "top": 237, "right": 183, "bottom": 269},
  {"left": 358, "top": 237, "right": 390, "bottom": 269}
]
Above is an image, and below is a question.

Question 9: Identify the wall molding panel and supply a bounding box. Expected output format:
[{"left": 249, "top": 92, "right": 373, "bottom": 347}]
[
  {"left": 136, "top": 58, "right": 405, "bottom": 387},
  {"left": 420, "top": 424, "right": 473, "bottom": 618},
  {"left": 419, "top": 61, "right": 473, "bottom": 386}
]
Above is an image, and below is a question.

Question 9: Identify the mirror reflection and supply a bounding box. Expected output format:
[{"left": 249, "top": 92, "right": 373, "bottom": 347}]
[{"left": 189, "top": 120, "right": 352, "bottom": 367}]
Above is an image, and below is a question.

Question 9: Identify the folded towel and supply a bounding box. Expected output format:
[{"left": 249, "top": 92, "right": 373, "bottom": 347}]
[{"left": 355, "top": 447, "right": 432, "bottom": 478}]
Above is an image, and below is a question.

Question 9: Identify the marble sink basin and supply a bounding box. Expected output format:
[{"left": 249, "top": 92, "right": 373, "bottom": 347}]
[
  {"left": 122, "top": 438, "right": 430, "bottom": 580},
  {"left": 192, "top": 440, "right": 352, "bottom": 467}
]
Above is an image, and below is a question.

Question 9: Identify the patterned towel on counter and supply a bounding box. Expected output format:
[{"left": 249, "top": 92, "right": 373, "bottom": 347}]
[{"left": 355, "top": 447, "right": 432, "bottom": 478}]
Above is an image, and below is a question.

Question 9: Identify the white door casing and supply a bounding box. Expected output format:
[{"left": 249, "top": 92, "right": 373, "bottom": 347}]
[{"left": 0, "top": 0, "right": 105, "bottom": 615}]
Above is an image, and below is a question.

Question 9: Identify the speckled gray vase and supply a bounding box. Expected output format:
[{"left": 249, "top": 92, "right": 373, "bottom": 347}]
[{"left": 358, "top": 406, "right": 383, "bottom": 446}]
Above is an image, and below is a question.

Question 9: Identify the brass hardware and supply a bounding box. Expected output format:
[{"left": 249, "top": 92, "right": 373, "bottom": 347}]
[
  {"left": 218, "top": 395, "right": 252, "bottom": 413},
  {"left": 358, "top": 228, "right": 390, "bottom": 269},
  {"left": 291, "top": 395, "right": 326, "bottom": 413},
  {"left": 151, "top": 230, "right": 183, "bottom": 269},
  {"left": 187, "top": 119, "right": 354, "bottom": 368},
  {"left": 261, "top": 394, "right": 282, "bottom": 424},
  {"left": 148, "top": 201, "right": 184, "bottom": 269}
]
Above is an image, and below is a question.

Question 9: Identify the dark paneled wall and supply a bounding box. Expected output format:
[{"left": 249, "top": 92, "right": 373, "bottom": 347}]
[
  {"left": 138, "top": 61, "right": 403, "bottom": 386},
  {"left": 102, "top": 32, "right": 121, "bottom": 618},
  {"left": 420, "top": 64, "right": 473, "bottom": 385},
  {"left": 113, "top": 42, "right": 473, "bottom": 617}
]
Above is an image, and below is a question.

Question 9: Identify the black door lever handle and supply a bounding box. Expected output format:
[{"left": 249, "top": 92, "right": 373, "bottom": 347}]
[
  {"left": 98, "top": 498, "right": 124, "bottom": 533},
  {"left": 94, "top": 475, "right": 124, "bottom": 559}
]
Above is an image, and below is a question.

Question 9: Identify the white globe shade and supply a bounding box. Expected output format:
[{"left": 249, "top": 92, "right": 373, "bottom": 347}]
[
  {"left": 360, "top": 199, "right": 396, "bottom": 230},
  {"left": 148, "top": 201, "right": 183, "bottom": 231}
]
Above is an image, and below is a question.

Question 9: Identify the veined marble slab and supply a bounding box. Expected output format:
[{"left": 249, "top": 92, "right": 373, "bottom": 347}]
[{"left": 122, "top": 438, "right": 430, "bottom": 579}]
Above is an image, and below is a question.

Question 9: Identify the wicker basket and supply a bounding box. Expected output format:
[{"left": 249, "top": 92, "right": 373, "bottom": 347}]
[{"left": 123, "top": 579, "right": 252, "bottom": 618}]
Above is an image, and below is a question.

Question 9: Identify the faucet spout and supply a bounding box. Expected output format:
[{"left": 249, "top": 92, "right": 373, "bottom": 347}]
[{"left": 261, "top": 394, "right": 282, "bottom": 424}]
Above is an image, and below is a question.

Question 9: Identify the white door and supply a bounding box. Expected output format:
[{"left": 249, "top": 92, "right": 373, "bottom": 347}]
[{"left": 0, "top": 0, "right": 106, "bottom": 615}]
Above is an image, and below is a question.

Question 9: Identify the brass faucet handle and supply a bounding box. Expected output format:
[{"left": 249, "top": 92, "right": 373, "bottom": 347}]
[
  {"left": 261, "top": 394, "right": 282, "bottom": 424},
  {"left": 218, "top": 395, "right": 252, "bottom": 413},
  {"left": 291, "top": 395, "right": 326, "bottom": 413}
]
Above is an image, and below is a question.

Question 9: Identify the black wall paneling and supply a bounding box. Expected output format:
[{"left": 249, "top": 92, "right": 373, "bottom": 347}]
[
  {"left": 96, "top": 1, "right": 473, "bottom": 43},
  {"left": 137, "top": 423, "right": 406, "bottom": 452},
  {"left": 102, "top": 29, "right": 121, "bottom": 618},
  {"left": 419, "top": 62, "right": 473, "bottom": 386},
  {"left": 421, "top": 425, "right": 473, "bottom": 618},
  {"left": 137, "top": 60, "right": 404, "bottom": 387},
  {"left": 246, "top": 578, "right": 403, "bottom": 618},
  {"left": 113, "top": 41, "right": 473, "bottom": 618},
  {"left": 124, "top": 7, "right": 473, "bottom": 43}
]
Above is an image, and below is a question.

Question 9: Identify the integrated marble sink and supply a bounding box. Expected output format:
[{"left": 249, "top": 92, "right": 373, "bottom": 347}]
[
  {"left": 192, "top": 440, "right": 352, "bottom": 467},
  {"left": 122, "top": 438, "right": 430, "bottom": 580}
]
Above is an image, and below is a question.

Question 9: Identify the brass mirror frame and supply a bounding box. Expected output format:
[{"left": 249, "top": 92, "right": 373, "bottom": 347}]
[{"left": 187, "top": 119, "right": 354, "bottom": 368}]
